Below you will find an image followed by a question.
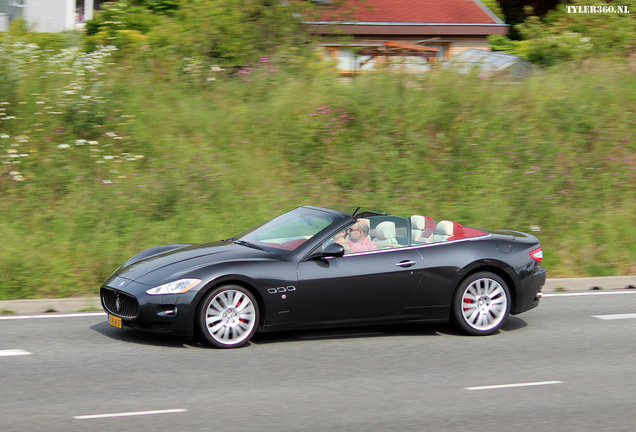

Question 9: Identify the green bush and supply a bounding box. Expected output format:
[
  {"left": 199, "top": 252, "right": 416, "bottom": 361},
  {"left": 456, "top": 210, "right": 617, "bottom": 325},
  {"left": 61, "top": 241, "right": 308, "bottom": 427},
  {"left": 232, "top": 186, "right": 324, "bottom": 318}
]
[{"left": 517, "top": 1, "right": 636, "bottom": 66}]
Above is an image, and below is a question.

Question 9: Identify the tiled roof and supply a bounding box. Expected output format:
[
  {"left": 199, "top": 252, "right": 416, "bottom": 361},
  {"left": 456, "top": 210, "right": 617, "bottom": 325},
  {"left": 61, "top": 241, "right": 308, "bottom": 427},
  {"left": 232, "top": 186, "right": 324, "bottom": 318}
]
[{"left": 314, "top": 0, "right": 501, "bottom": 24}]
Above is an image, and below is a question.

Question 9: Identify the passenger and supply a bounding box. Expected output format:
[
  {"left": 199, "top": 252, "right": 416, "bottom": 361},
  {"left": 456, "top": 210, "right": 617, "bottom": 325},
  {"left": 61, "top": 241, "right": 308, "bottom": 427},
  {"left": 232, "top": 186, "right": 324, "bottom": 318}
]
[{"left": 334, "top": 220, "right": 377, "bottom": 252}]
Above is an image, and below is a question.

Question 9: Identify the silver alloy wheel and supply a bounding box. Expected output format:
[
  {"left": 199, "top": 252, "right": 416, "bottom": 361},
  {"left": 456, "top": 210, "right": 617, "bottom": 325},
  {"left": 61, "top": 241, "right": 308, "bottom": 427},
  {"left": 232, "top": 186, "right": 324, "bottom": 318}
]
[
  {"left": 205, "top": 289, "right": 257, "bottom": 346},
  {"left": 461, "top": 277, "right": 508, "bottom": 331}
]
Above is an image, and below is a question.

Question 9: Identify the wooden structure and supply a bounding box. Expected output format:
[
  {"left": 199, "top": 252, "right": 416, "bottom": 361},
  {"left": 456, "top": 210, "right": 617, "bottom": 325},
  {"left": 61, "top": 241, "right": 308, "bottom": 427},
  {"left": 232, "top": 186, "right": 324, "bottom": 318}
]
[{"left": 307, "top": 0, "right": 509, "bottom": 74}]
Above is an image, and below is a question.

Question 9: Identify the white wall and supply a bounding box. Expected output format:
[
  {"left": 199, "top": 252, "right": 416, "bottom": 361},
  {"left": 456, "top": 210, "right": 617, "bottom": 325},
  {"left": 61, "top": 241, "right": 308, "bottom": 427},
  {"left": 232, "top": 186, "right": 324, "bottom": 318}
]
[
  {"left": 0, "top": 12, "right": 9, "bottom": 31},
  {"left": 25, "top": 0, "right": 75, "bottom": 32}
]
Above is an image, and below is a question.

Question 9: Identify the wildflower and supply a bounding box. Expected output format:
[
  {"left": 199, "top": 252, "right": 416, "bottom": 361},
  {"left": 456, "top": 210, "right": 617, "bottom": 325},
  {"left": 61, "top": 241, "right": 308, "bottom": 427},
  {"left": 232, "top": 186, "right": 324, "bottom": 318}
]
[{"left": 57, "top": 143, "right": 70, "bottom": 149}]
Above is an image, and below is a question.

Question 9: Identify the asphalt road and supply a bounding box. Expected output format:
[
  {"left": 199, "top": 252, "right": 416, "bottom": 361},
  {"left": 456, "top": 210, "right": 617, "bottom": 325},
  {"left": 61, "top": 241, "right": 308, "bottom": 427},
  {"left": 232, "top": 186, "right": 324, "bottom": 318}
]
[{"left": 2, "top": 291, "right": 636, "bottom": 432}]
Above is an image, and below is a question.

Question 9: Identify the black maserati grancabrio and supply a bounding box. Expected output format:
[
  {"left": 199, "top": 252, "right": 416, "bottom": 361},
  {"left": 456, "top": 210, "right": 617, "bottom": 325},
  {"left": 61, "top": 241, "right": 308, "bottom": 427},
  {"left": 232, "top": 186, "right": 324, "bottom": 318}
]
[{"left": 101, "top": 206, "right": 546, "bottom": 348}]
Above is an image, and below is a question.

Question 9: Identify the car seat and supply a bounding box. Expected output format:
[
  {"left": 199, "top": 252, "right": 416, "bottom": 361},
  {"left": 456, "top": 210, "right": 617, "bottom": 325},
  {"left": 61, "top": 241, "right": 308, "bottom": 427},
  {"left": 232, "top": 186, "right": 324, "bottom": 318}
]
[
  {"left": 372, "top": 221, "right": 398, "bottom": 248},
  {"left": 427, "top": 220, "right": 454, "bottom": 243}
]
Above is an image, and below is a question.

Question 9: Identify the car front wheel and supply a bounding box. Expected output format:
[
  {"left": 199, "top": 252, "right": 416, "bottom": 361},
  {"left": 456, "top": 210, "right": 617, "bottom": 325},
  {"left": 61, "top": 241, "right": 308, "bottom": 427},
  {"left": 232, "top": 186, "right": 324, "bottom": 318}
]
[
  {"left": 452, "top": 272, "right": 510, "bottom": 336},
  {"left": 197, "top": 285, "right": 259, "bottom": 348}
]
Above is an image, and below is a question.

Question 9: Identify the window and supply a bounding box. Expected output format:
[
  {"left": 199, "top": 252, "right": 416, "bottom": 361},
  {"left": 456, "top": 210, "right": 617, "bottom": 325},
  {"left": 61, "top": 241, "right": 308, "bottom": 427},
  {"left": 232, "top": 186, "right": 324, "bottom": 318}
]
[
  {"left": 323, "top": 216, "right": 409, "bottom": 254},
  {"left": 336, "top": 50, "right": 376, "bottom": 72},
  {"left": 323, "top": 220, "right": 378, "bottom": 254},
  {"left": 324, "top": 48, "right": 376, "bottom": 73},
  {"left": 422, "top": 43, "right": 448, "bottom": 62},
  {"left": 236, "top": 208, "right": 340, "bottom": 253}
]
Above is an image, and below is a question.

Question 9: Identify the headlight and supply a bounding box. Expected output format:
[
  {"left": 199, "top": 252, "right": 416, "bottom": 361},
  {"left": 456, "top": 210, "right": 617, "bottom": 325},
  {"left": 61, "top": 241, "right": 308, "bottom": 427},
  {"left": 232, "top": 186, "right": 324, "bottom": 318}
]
[{"left": 146, "top": 279, "right": 202, "bottom": 295}]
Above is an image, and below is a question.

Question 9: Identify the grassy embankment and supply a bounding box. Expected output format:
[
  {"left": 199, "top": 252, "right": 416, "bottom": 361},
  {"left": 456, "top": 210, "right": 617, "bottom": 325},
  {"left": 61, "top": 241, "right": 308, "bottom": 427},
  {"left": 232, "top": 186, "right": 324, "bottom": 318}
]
[{"left": 1, "top": 43, "right": 635, "bottom": 299}]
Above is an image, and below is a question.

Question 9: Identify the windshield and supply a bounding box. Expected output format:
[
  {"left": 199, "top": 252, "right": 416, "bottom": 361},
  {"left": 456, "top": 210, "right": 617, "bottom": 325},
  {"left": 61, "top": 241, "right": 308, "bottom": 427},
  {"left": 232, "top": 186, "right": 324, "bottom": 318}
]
[{"left": 232, "top": 207, "right": 343, "bottom": 253}]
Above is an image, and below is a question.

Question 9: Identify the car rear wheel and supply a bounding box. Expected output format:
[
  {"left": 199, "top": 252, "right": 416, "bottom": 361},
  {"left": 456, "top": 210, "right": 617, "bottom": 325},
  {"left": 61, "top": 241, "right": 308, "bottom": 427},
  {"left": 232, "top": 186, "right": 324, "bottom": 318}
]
[
  {"left": 452, "top": 272, "right": 510, "bottom": 336},
  {"left": 197, "top": 285, "right": 259, "bottom": 348}
]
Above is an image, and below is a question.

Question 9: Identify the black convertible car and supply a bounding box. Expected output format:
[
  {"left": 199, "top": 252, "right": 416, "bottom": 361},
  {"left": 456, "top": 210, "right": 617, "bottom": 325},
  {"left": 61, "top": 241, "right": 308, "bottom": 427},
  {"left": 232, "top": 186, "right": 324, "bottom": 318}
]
[{"left": 101, "top": 206, "right": 546, "bottom": 348}]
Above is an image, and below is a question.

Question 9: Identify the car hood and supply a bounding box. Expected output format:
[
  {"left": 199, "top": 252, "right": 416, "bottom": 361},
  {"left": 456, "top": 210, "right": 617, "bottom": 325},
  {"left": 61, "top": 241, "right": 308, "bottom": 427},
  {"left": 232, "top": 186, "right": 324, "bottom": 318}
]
[{"left": 112, "top": 241, "right": 276, "bottom": 286}]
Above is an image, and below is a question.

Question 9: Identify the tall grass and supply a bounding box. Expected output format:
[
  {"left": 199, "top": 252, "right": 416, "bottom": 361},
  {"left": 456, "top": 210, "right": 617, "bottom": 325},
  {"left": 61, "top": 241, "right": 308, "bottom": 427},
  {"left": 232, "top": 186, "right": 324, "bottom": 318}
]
[{"left": 1, "top": 43, "right": 635, "bottom": 298}]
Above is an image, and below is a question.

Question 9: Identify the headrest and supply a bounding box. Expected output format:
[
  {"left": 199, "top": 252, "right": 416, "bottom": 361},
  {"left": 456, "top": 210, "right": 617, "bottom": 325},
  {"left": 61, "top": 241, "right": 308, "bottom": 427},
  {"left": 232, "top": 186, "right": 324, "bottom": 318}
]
[
  {"left": 410, "top": 215, "right": 426, "bottom": 230},
  {"left": 436, "top": 220, "right": 454, "bottom": 236},
  {"left": 375, "top": 221, "right": 396, "bottom": 240}
]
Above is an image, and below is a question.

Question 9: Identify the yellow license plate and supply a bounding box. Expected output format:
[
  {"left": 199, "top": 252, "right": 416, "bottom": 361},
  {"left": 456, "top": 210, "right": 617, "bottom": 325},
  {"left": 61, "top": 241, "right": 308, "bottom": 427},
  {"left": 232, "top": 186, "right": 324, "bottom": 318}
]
[{"left": 108, "top": 314, "right": 123, "bottom": 329}]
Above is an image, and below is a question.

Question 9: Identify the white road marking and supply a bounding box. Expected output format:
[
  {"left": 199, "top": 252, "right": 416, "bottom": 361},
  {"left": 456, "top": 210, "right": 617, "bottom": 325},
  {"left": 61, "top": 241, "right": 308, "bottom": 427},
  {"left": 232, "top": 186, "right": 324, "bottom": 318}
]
[
  {"left": 592, "top": 313, "right": 636, "bottom": 320},
  {"left": 465, "top": 381, "right": 563, "bottom": 391},
  {"left": 73, "top": 409, "right": 187, "bottom": 420},
  {"left": 0, "top": 312, "right": 106, "bottom": 321},
  {"left": 0, "top": 349, "right": 32, "bottom": 357},
  {"left": 543, "top": 291, "right": 636, "bottom": 298}
]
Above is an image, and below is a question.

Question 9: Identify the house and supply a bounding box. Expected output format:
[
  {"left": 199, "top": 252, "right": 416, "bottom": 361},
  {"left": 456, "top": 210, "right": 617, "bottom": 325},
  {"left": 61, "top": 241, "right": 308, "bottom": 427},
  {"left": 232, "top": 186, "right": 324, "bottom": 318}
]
[
  {"left": 306, "top": 0, "right": 509, "bottom": 73},
  {"left": 0, "top": 0, "right": 110, "bottom": 32}
]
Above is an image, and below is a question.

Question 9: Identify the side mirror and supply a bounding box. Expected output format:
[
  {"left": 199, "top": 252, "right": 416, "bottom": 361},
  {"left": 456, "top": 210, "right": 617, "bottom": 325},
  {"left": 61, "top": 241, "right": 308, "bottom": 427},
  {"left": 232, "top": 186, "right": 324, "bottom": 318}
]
[{"left": 322, "top": 243, "right": 345, "bottom": 258}]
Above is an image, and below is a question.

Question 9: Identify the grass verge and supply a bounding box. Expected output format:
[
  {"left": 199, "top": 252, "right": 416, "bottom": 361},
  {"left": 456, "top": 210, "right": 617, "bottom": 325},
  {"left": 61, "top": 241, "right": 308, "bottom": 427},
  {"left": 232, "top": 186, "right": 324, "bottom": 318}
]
[{"left": 1, "top": 45, "right": 635, "bottom": 299}]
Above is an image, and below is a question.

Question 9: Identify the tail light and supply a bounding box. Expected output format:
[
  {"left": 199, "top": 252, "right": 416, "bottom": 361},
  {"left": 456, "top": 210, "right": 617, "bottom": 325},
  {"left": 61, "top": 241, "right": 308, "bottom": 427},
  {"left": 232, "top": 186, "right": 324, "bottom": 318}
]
[{"left": 530, "top": 246, "right": 543, "bottom": 263}]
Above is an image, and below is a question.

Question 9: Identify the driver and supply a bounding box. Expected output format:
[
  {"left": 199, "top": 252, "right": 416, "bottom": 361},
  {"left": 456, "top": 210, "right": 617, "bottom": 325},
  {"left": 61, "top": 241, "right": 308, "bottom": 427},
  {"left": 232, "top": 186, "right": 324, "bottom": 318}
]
[{"left": 334, "top": 220, "right": 377, "bottom": 252}]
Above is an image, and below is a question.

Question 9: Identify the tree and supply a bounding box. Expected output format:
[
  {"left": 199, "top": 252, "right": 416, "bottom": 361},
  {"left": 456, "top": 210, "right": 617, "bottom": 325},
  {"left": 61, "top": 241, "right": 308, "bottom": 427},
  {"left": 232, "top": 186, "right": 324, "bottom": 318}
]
[{"left": 148, "top": 0, "right": 317, "bottom": 65}]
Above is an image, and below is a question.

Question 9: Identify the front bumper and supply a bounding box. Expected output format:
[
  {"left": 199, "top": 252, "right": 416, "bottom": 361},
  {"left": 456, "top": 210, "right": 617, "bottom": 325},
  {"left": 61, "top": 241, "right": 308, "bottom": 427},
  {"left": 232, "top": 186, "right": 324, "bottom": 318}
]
[{"left": 101, "top": 277, "right": 200, "bottom": 337}]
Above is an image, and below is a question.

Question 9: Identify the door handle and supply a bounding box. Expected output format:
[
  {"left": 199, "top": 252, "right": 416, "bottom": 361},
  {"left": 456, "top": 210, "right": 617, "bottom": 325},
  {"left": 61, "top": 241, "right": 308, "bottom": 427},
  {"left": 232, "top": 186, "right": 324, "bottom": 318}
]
[{"left": 396, "top": 260, "right": 416, "bottom": 268}]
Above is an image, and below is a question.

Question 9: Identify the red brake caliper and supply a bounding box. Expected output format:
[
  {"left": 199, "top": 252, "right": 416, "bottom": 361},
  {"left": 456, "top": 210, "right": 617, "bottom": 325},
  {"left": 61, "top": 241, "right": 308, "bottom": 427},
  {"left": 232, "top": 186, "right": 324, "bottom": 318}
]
[
  {"left": 236, "top": 299, "right": 247, "bottom": 323},
  {"left": 463, "top": 298, "right": 473, "bottom": 311}
]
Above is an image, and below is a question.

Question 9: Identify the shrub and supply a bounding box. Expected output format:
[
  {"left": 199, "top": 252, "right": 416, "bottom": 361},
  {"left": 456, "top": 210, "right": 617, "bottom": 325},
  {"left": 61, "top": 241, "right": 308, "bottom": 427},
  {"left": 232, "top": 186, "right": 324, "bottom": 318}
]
[{"left": 517, "top": 1, "right": 636, "bottom": 66}]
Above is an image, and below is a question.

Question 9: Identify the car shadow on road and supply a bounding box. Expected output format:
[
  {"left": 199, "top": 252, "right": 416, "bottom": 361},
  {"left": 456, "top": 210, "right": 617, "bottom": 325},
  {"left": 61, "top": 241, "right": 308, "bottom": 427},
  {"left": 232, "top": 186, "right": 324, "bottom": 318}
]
[
  {"left": 90, "top": 321, "right": 194, "bottom": 348},
  {"left": 249, "top": 322, "right": 456, "bottom": 346},
  {"left": 386, "top": 315, "right": 528, "bottom": 338},
  {"left": 90, "top": 316, "right": 528, "bottom": 349},
  {"left": 500, "top": 315, "right": 528, "bottom": 332}
]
